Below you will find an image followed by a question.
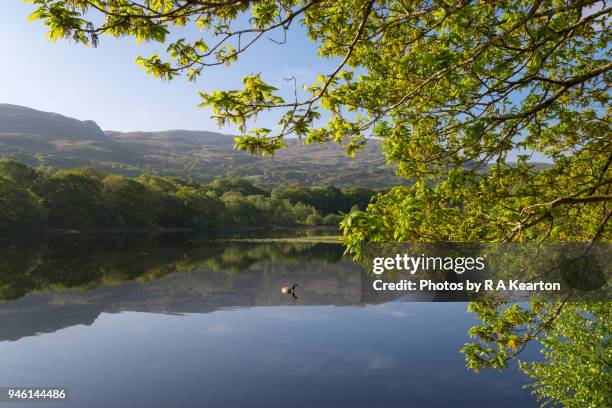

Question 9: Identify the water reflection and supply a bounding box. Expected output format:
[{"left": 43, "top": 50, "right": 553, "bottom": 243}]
[
  {"left": 0, "top": 231, "right": 362, "bottom": 340},
  {"left": 0, "top": 231, "right": 537, "bottom": 407}
]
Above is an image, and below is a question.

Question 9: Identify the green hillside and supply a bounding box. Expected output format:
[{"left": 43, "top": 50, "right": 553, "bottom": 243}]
[{"left": 0, "top": 104, "right": 403, "bottom": 188}]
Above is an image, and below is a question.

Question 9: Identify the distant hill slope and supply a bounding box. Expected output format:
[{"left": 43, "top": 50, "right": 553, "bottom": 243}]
[
  {"left": 0, "top": 104, "right": 402, "bottom": 188},
  {"left": 0, "top": 103, "right": 107, "bottom": 140}
]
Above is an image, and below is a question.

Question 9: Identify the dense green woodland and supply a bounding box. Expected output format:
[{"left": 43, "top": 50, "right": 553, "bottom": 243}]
[{"left": 0, "top": 159, "right": 375, "bottom": 231}]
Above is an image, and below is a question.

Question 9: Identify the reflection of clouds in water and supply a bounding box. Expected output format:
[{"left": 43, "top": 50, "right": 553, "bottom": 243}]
[
  {"left": 207, "top": 323, "right": 232, "bottom": 335},
  {"left": 339, "top": 351, "right": 395, "bottom": 371},
  {"left": 263, "top": 350, "right": 396, "bottom": 376},
  {"left": 268, "top": 311, "right": 331, "bottom": 321},
  {"left": 367, "top": 354, "right": 394, "bottom": 369},
  {"left": 367, "top": 303, "right": 414, "bottom": 318}
]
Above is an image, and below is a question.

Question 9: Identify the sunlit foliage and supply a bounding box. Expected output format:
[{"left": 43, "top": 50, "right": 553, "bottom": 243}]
[{"left": 0, "top": 159, "right": 372, "bottom": 230}]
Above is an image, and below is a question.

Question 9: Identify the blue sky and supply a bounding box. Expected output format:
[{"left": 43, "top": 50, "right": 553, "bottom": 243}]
[{"left": 0, "top": 2, "right": 332, "bottom": 132}]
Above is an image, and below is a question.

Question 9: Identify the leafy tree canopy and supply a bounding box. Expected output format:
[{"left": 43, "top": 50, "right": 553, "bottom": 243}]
[
  {"left": 520, "top": 302, "right": 611, "bottom": 408},
  {"left": 0, "top": 159, "right": 365, "bottom": 229}
]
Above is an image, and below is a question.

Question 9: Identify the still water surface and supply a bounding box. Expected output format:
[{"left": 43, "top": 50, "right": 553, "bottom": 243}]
[{"left": 0, "top": 230, "right": 537, "bottom": 407}]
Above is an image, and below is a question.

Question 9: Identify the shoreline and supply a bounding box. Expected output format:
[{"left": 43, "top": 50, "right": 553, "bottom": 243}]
[{"left": 0, "top": 225, "right": 340, "bottom": 236}]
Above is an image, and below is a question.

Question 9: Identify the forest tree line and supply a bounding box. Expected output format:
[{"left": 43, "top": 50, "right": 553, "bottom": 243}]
[{"left": 0, "top": 160, "right": 376, "bottom": 231}]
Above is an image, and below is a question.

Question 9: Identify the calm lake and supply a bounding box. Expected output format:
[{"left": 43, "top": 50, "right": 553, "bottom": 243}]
[{"left": 0, "top": 230, "right": 538, "bottom": 407}]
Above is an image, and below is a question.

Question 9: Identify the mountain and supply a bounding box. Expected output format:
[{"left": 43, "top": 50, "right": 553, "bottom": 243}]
[
  {"left": 0, "top": 104, "right": 144, "bottom": 169},
  {"left": 0, "top": 103, "right": 402, "bottom": 188},
  {"left": 0, "top": 103, "right": 107, "bottom": 140}
]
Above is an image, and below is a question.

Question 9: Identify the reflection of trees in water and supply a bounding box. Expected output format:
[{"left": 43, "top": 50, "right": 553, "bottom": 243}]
[
  {"left": 0, "top": 233, "right": 345, "bottom": 302},
  {"left": 0, "top": 238, "right": 46, "bottom": 302}
]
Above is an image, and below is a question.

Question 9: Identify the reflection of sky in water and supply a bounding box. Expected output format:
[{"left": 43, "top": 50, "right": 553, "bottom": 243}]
[
  {"left": 0, "top": 236, "right": 540, "bottom": 407},
  {"left": 0, "top": 302, "right": 538, "bottom": 408}
]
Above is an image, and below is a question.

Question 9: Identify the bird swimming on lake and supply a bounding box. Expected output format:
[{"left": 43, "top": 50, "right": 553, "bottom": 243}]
[
  {"left": 281, "top": 284, "right": 298, "bottom": 294},
  {"left": 281, "top": 284, "right": 298, "bottom": 299}
]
